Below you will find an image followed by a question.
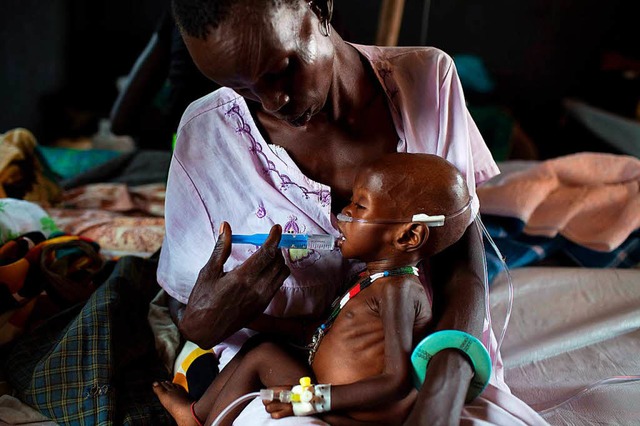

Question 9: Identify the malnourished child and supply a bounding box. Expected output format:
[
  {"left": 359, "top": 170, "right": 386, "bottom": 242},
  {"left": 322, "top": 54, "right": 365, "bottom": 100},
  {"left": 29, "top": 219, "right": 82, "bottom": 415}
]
[{"left": 155, "top": 153, "right": 475, "bottom": 425}]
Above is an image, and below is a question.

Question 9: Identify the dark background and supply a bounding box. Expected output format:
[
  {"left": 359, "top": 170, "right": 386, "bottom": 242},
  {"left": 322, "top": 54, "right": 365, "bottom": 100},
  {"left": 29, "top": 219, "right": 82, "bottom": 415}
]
[{"left": 1, "top": 0, "right": 638, "bottom": 157}]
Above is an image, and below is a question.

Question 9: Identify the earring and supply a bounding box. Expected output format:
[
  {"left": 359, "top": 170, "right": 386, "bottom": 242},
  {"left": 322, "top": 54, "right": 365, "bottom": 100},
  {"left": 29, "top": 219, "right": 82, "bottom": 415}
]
[
  {"left": 308, "top": 0, "right": 333, "bottom": 37},
  {"left": 319, "top": 18, "right": 331, "bottom": 37}
]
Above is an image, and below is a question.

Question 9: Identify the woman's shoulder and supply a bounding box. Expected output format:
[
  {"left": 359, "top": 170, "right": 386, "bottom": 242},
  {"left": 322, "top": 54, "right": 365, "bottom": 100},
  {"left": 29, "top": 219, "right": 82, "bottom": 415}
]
[
  {"left": 351, "top": 43, "right": 453, "bottom": 69},
  {"left": 173, "top": 87, "right": 253, "bottom": 163},
  {"left": 178, "top": 87, "right": 243, "bottom": 131}
]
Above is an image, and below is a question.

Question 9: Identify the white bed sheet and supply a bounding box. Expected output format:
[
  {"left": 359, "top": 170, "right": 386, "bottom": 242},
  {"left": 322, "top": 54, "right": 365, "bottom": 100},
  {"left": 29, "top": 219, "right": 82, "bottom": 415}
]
[{"left": 491, "top": 267, "right": 640, "bottom": 425}]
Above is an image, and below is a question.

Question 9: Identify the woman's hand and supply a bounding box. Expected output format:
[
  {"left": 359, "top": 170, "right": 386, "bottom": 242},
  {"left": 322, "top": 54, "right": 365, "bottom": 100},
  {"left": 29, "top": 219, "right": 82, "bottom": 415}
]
[{"left": 179, "top": 221, "right": 290, "bottom": 348}]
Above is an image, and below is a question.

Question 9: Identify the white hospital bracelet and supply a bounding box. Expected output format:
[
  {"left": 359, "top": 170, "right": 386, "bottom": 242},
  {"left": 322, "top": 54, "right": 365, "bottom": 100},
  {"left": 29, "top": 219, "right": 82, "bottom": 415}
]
[{"left": 314, "top": 384, "right": 331, "bottom": 412}]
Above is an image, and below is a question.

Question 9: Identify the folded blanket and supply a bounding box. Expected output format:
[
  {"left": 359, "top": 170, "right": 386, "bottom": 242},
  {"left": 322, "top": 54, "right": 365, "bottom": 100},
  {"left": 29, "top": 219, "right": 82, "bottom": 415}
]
[
  {"left": 478, "top": 153, "right": 640, "bottom": 252},
  {"left": 482, "top": 215, "right": 640, "bottom": 282}
]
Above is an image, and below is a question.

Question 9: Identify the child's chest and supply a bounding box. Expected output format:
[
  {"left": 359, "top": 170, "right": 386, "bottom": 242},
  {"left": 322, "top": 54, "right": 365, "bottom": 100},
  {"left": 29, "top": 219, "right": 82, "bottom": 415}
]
[{"left": 328, "top": 285, "right": 387, "bottom": 338}]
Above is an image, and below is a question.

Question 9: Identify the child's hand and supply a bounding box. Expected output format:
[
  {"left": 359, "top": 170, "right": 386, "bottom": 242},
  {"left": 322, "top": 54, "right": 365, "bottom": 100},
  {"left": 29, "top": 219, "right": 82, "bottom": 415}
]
[{"left": 263, "top": 386, "right": 294, "bottom": 419}]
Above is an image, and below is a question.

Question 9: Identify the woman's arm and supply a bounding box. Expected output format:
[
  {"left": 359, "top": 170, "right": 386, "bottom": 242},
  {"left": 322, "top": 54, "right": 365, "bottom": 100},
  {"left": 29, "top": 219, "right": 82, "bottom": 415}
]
[
  {"left": 109, "top": 31, "right": 171, "bottom": 135},
  {"left": 404, "top": 218, "right": 486, "bottom": 425}
]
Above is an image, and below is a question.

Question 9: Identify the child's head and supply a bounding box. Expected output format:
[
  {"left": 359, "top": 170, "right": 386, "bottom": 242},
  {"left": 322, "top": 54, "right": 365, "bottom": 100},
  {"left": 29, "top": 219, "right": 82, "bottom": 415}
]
[{"left": 336, "top": 153, "right": 472, "bottom": 265}]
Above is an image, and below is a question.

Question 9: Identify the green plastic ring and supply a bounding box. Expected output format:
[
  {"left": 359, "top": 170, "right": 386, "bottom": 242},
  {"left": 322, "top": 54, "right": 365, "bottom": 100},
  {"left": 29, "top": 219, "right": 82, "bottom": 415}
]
[{"left": 411, "top": 330, "right": 492, "bottom": 402}]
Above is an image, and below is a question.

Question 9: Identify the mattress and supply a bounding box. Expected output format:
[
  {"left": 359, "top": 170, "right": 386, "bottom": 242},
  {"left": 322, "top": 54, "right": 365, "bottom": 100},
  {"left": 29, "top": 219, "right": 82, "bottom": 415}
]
[{"left": 491, "top": 267, "right": 640, "bottom": 425}]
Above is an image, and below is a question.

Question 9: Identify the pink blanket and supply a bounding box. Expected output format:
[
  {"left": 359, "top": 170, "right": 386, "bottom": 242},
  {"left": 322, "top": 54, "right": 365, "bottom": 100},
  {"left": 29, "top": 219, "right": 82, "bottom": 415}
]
[
  {"left": 45, "top": 183, "right": 167, "bottom": 257},
  {"left": 478, "top": 153, "right": 640, "bottom": 252}
]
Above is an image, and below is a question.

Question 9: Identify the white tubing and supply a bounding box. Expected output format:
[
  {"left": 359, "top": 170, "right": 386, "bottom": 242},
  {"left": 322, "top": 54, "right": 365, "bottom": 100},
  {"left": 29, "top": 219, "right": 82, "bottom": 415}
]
[
  {"left": 477, "top": 215, "right": 513, "bottom": 369},
  {"left": 210, "top": 391, "right": 261, "bottom": 426}
]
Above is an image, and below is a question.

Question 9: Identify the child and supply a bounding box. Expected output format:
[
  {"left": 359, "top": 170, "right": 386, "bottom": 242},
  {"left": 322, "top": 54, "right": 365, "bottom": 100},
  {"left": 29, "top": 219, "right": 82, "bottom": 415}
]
[{"left": 154, "top": 152, "right": 473, "bottom": 425}]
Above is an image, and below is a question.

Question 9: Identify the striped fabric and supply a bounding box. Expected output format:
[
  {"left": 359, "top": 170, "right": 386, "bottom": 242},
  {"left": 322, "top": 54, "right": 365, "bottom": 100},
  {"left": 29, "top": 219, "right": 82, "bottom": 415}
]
[
  {"left": 483, "top": 215, "right": 640, "bottom": 282},
  {"left": 5, "top": 256, "right": 173, "bottom": 425}
]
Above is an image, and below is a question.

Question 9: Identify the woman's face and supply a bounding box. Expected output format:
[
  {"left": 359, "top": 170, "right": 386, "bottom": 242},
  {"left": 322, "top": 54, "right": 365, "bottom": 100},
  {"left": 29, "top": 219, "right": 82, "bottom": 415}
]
[{"left": 183, "top": 1, "right": 335, "bottom": 127}]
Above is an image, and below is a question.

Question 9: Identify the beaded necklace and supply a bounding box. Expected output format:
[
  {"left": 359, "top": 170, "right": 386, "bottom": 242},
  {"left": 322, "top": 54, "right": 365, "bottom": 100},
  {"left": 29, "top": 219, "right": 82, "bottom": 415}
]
[{"left": 307, "top": 265, "right": 419, "bottom": 365}]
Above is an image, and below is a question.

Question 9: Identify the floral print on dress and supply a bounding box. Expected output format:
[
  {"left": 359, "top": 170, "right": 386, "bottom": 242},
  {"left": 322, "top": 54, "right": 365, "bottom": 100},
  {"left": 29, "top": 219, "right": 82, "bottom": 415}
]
[
  {"left": 226, "top": 104, "right": 331, "bottom": 207},
  {"left": 256, "top": 203, "right": 266, "bottom": 219}
]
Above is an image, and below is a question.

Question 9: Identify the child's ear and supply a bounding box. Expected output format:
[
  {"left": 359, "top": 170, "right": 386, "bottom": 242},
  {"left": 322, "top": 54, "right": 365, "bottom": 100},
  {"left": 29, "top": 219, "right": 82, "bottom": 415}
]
[{"left": 395, "top": 223, "right": 429, "bottom": 252}]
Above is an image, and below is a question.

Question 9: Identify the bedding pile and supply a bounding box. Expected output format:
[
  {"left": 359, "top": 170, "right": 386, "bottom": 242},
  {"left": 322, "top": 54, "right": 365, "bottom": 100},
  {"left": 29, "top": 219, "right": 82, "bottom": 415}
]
[
  {"left": 0, "top": 128, "right": 173, "bottom": 424},
  {"left": 479, "top": 153, "right": 640, "bottom": 280},
  {"left": 0, "top": 128, "right": 61, "bottom": 205}
]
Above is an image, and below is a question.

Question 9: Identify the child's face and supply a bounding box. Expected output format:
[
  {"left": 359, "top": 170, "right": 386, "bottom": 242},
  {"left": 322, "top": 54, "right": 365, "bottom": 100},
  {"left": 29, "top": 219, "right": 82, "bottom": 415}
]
[{"left": 336, "top": 170, "right": 399, "bottom": 261}]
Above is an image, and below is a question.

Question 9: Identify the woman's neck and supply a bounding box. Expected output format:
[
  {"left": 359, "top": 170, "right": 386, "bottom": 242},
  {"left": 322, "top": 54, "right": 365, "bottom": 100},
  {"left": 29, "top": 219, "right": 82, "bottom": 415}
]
[{"left": 325, "top": 39, "right": 382, "bottom": 124}]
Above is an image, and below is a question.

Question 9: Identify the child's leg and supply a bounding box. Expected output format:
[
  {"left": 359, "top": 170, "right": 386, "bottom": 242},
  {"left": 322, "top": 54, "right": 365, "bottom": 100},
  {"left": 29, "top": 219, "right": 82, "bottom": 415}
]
[
  {"left": 154, "top": 335, "right": 263, "bottom": 426},
  {"left": 205, "top": 340, "right": 311, "bottom": 426},
  {"left": 153, "top": 347, "right": 246, "bottom": 426}
]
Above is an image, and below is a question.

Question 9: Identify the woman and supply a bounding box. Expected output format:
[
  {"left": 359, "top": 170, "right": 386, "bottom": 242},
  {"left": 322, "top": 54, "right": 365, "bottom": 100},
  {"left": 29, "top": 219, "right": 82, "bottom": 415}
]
[{"left": 156, "top": 0, "right": 547, "bottom": 424}]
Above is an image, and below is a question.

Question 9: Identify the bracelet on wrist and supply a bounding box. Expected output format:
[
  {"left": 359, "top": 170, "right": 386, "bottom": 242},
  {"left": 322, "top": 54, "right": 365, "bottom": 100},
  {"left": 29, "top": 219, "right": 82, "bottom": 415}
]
[
  {"left": 190, "top": 401, "right": 204, "bottom": 426},
  {"left": 411, "top": 330, "right": 492, "bottom": 402}
]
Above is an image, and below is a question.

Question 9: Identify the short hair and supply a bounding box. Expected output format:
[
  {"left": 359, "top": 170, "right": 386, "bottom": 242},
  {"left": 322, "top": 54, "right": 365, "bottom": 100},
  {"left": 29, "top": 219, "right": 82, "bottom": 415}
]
[
  {"left": 363, "top": 153, "right": 472, "bottom": 256},
  {"left": 172, "top": 0, "right": 300, "bottom": 39}
]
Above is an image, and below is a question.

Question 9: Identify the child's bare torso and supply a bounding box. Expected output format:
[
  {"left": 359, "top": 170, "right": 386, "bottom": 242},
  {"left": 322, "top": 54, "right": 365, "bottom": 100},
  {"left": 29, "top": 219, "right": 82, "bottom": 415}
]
[{"left": 310, "top": 275, "right": 432, "bottom": 421}]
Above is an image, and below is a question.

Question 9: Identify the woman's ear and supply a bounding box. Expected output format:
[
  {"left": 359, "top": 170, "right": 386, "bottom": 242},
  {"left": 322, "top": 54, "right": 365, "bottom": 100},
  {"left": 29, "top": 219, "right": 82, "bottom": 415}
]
[
  {"left": 308, "top": 0, "right": 334, "bottom": 36},
  {"left": 308, "top": 0, "right": 333, "bottom": 19},
  {"left": 394, "top": 223, "right": 429, "bottom": 253}
]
